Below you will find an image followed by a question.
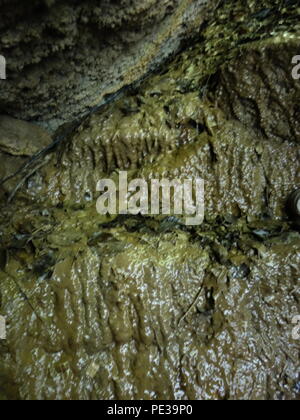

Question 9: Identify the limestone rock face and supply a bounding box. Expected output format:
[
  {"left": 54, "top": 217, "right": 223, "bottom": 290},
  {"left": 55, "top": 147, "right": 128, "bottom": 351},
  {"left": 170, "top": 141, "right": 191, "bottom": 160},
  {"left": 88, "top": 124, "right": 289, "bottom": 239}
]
[
  {"left": 0, "top": 115, "right": 52, "bottom": 196},
  {"left": 214, "top": 43, "right": 300, "bottom": 144},
  {"left": 0, "top": 215, "right": 299, "bottom": 400},
  {"left": 0, "top": 0, "right": 300, "bottom": 401},
  {"left": 0, "top": 115, "right": 51, "bottom": 156},
  {"left": 0, "top": 0, "right": 209, "bottom": 131},
  {"left": 0, "top": 33, "right": 299, "bottom": 400},
  {"left": 15, "top": 39, "right": 298, "bottom": 222}
]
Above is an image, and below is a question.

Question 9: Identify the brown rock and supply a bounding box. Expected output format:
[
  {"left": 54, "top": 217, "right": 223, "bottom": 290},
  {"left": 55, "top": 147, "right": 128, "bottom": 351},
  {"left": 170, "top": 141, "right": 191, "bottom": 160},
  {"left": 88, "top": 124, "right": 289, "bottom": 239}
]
[{"left": 0, "top": 115, "right": 51, "bottom": 157}]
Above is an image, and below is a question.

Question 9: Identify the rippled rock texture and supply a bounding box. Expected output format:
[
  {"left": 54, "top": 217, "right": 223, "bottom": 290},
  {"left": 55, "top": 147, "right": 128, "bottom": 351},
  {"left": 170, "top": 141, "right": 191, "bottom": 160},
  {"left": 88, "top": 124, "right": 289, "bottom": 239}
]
[{"left": 0, "top": 0, "right": 300, "bottom": 401}]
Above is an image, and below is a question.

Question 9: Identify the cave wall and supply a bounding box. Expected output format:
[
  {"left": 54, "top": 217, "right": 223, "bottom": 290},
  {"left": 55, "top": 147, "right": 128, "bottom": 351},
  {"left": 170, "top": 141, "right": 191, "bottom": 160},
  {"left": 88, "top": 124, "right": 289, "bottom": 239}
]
[
  {"left": 0, "top": 0, "right": 299, "bottom": 401},
  {"left": 0, "top": 0, "right": 210, "bottom": 131}
]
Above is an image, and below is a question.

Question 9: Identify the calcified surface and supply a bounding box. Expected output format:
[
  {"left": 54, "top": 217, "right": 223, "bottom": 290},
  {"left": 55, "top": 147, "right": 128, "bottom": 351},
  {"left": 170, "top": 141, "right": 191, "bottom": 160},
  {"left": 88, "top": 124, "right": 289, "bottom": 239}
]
[
  {"left": 0, "top": 0, "right": 210, "bottom": 131},
  {"left": 0, "top": 1, "right": 300, "bottom": 400}
]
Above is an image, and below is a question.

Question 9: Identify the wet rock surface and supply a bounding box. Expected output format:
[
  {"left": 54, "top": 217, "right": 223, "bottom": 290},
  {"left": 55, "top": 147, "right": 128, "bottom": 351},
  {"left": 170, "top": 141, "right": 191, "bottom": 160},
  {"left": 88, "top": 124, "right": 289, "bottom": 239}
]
[
  {"left": 0, "top": 0, "right": 300, "bottom": 401},
  {"left": 215, "top": 42, "right": 300, "bottom": 144},
  {"left": 0, "top": 205, "right": 299, "bottom": 399}
]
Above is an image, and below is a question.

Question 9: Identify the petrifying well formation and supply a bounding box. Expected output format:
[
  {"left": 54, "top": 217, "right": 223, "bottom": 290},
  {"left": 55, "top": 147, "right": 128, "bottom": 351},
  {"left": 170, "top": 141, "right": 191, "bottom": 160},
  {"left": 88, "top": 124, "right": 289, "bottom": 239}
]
[{"left": 0, "top": 0, "right": 300, "bottom": 401}]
